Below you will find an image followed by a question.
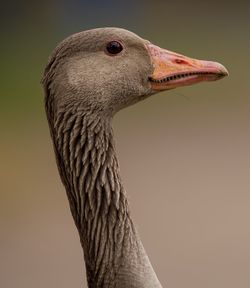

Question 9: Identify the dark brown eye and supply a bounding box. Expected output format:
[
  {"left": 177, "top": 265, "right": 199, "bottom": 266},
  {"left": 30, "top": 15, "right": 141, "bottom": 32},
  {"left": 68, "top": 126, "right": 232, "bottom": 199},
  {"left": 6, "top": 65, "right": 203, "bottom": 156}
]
[{"left": 106, "top": 41, "right": 123, "bottom": 55}]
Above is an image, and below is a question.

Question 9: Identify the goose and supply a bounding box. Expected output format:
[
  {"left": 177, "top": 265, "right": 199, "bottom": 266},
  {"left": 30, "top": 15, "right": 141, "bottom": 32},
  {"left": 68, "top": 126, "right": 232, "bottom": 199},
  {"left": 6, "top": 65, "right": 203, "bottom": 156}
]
[{"left": 42, "top": 27, "right": 228, "bottom": 288}]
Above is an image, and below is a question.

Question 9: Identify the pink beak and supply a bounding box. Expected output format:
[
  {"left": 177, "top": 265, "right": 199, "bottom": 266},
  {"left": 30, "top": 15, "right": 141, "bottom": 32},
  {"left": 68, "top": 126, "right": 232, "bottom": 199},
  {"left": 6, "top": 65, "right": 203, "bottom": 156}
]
[{"left": 147, "top": 43, "right": 228, "bottom": 91}]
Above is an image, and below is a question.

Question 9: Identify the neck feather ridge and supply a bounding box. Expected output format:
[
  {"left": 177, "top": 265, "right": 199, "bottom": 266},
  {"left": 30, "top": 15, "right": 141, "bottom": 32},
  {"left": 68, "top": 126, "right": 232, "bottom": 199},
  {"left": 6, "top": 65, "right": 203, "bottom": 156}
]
[{"left": 46, "top": 103, "right": 162, "bottom": 287}]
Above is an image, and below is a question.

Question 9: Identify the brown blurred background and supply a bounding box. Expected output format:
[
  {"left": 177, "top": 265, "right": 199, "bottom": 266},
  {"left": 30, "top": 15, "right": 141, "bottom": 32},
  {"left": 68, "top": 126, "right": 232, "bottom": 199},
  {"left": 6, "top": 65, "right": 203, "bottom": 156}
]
[{"left": 0, "top": 1, "right": 249, "bottom": 287}]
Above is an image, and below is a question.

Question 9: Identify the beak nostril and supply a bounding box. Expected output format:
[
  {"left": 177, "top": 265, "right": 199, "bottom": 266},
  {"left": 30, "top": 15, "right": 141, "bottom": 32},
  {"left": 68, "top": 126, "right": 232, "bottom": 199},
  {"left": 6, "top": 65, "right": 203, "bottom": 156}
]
[{"left": 175, "top": 59, "right": 186, "bottom": 64}]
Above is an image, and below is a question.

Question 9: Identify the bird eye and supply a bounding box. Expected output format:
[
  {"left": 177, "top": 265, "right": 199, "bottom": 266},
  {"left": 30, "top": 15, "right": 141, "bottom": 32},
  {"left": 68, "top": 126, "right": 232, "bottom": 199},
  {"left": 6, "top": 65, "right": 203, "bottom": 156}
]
[{"left": 106, "top": 41, "right": 123, "bottom": 55}]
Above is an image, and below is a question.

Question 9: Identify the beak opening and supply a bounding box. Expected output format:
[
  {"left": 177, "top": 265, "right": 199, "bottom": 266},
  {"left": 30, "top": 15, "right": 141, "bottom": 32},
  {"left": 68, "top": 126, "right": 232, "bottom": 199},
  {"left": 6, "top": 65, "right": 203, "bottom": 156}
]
[{"left": 147, "top": 43, "right": 228, "bottom": 91}]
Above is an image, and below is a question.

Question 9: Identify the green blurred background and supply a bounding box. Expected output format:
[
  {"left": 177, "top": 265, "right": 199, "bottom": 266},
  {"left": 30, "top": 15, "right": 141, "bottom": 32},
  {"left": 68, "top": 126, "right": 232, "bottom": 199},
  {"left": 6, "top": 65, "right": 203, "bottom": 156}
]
[{"left": 1, "top": 1, "right": 249, "bottom": 287}]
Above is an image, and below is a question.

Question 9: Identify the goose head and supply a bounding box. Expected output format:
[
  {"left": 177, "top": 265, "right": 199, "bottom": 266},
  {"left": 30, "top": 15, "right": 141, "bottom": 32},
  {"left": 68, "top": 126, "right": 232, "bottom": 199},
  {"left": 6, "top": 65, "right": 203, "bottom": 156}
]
[{"left": 43, "top": 27, "right": 228, "bottom": 116}]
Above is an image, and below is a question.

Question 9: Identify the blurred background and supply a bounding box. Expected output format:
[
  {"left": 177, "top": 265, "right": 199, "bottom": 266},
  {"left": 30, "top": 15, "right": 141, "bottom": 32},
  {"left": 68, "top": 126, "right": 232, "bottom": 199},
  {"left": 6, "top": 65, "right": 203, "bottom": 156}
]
[{"left": 0, "top": 1, "right": 249, "bottom": 287}]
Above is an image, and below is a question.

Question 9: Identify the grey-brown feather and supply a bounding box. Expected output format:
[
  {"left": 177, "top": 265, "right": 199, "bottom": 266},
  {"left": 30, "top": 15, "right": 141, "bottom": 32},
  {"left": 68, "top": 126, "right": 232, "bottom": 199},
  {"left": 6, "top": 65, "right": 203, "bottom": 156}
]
[{"left": 42, "top": 28, "right": 162, "bottom": 287}]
